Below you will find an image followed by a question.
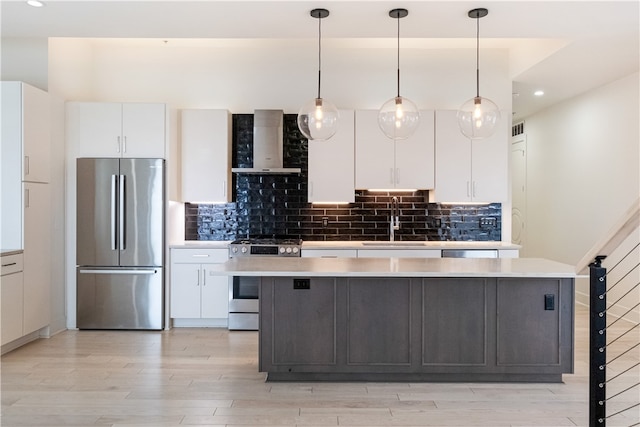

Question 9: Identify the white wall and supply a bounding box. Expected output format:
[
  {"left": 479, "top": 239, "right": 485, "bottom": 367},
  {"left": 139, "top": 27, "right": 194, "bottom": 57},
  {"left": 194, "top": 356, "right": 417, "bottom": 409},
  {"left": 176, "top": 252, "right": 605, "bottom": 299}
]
[
  {"left": 1, "top": 38, "right": 49, "bottom": 90},
  {"left": 522, "top": 72, "right": 639, "bottom": 264},
  {"left": 48, "top": 93, "right": 67, "bottom": 335},
  {"left": 49, "top": 38, "right": 512, "bottom": 111},
  {"left": 520, "top": 72, "right": 639, "bottom": 311}
]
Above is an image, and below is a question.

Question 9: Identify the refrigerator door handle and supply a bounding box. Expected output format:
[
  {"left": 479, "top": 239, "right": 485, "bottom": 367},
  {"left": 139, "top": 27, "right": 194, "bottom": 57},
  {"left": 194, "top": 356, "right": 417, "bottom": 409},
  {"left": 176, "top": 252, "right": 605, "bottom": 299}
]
[
  {"left": 111, "top": 174, "right": 117, "bottom": 250},
  {"left": 79, "top": 269, "right": 158, "bottom": 275},
  {"left": 119, "top": 174, "right": 126, "bottom": 251}
]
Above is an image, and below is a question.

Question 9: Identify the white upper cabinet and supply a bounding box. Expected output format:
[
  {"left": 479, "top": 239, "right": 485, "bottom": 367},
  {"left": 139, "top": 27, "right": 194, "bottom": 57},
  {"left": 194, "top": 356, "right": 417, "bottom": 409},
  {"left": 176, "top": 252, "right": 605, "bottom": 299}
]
[
  {"left": 308, "top": 109, "right": 355, "bottom": 203},
  {"left": 433, "top": 110, "right": 508, "bottom": 202},
  {"left": 66, "top": 102, "right": 166, "bottom": 159},
  {"left": 355, "top": 110, "right": 435, "bottom": 190},
  {"left": 180, "top": 109, "right": 231, "bottom": 203},
  {"left": 21, "top": 83, "right": 51, "bottom": 183},
  {"left": 1, "top": 81, "right": 50, "bottom": 183}
]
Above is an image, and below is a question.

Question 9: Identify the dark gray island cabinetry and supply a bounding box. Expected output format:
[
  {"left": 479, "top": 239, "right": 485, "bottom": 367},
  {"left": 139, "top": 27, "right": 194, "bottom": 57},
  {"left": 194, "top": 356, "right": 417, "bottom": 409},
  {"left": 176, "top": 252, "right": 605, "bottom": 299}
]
[{"left": 214, "top": 257, "right": 576, "bottom": 382}]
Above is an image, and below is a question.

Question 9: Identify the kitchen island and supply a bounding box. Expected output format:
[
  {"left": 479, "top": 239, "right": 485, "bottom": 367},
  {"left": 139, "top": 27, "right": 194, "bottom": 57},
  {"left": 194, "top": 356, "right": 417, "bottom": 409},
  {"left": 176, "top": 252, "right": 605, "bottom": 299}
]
[{"left": 211, "top": 257, "right": 576, "bottom": 382}]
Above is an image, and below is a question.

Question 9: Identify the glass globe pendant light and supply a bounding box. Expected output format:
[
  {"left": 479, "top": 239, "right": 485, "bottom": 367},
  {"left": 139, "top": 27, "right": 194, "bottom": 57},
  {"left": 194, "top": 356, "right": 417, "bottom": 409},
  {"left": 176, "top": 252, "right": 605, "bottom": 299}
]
[
  {"left": 297, "top": 8, "right": 339, "bottom": 141},
  {"left": 457, "top": 8, "right": 500, "bottom": 140},
  {"left": 378, "top": 8, "right": 420, "bottom": 140}
]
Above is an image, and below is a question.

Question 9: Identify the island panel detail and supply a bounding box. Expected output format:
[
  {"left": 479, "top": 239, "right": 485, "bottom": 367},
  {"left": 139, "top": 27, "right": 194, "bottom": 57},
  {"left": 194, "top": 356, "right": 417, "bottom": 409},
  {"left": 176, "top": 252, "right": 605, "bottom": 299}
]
[{"left": 259, "top": 276, "right": 574, "bottom": 382}]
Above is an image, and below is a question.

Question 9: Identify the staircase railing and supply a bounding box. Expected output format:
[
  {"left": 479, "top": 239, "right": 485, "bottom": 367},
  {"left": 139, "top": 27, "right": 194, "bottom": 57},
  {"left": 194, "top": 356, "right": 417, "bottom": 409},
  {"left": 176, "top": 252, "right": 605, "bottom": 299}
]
[{"left": 583, "top": 198, "right": 639, "bottom": 427}]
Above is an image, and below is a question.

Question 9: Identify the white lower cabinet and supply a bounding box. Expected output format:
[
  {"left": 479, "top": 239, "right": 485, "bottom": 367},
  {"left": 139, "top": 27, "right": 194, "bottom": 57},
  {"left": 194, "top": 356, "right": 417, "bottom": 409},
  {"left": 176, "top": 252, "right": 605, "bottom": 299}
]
[
  {"left": 23, "top": 182, "right": 51, "bottom": 335},
  {"left": 1, "top": 253, "right": 24, "bottom": 346},
  {"left": 170, "top": 248, "right": 229, "bottom": 325},
  {"left": 498, "top": 249, "right": 520, "bottom": 258}
]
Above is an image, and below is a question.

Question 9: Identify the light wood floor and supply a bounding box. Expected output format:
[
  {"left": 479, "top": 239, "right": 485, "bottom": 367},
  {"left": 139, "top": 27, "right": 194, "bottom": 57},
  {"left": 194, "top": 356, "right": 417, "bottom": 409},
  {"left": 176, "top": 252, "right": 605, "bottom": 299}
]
[{"left": 1, "top": 304, "right": 637, "bottom": 427}]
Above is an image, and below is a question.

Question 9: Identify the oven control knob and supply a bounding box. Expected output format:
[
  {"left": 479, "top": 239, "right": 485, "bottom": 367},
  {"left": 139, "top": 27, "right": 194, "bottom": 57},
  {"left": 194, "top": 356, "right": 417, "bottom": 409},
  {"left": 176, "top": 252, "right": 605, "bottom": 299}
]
[
  {"left": 241, "top": 247, "right": 248, "bottom": 253},
  {"left": 286, "top": 247, "right": 292, "bottom": 254},
  {"left": 292, "top": 247, "right": 299, "bottom": 254},
  {"left": 232, "top": 247, "right": 238, "bottom": 253},
  {"left": 279, "top": 247, "right": 285, "bottom": 254}
]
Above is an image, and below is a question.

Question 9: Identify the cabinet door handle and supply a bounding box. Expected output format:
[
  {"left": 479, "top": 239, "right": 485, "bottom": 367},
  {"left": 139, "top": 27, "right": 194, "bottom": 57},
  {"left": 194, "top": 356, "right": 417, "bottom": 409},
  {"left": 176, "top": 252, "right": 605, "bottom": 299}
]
[
  {"left": 395, "top": 168, "right": 400, "bottom": 185},
  {"left": 192, "top": 254, "right": 209, "bottom": 258},
  {"left": 472, "top": 181, "right": 477, "bottom": 198},
  {"left": 196, "top": 269, "right": 200, "bottom": 286},
  {"left": 202, "top": 268, "right": 206, "bottom": 286},
  {"left": 222, "top": 180, "right": 227, "bottom": 197},
  {"left": 116, "top": 136, "right": 121, "bottom": 153},
  {"left": 24, "top": 156, "right": 30, "bottom": 176},
  {"left": 123, "top": 136, "right": 127, "bottom": 153},
  {"left": 2, "top": 262, "right": 17, "bottom": 267},
  {"left": 466, "top": 181, "right": 471, "bottom": 197},
  {"left": 24, "top": 188, "right": 30, "bottom": 208}
]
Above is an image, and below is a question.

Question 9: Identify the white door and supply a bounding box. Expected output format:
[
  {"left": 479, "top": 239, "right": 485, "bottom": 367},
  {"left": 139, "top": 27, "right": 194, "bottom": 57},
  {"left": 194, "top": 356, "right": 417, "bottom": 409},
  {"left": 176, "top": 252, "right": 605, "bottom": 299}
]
[
  {"left": 200, "top": 268, "right": 229, "bottom": 319},
  {"left": 511, "top": 135, "right": 527, "bottom": 246},
  {"left": 170, "top": 263, "right": 202, "bottom": 318}
]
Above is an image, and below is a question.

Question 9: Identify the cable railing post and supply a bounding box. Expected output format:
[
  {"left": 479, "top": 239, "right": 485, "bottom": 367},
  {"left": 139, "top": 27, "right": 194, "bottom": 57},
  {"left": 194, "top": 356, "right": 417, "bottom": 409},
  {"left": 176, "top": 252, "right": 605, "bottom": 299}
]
[{"left": 590, "top": 255, "right": 607, "bottom": 427}]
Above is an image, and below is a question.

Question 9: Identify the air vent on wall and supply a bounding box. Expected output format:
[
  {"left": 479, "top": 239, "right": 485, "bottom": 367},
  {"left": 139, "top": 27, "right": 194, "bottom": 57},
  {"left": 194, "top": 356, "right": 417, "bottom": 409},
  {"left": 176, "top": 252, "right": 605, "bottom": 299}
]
[{"left": 512, "top": 121, "right": 525, "bottom": 137}]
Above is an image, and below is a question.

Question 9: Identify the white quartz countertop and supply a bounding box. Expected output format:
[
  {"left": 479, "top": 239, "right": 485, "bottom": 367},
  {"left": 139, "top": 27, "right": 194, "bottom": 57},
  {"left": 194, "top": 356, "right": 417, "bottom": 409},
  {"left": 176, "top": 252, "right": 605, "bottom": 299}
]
[
  {"left": 302, "top": 241, "right": 521, "bottom": 250},
  {"left": 170, "top": 241, "right": 232, "bottom": 249},
  {"left": 1, "top": 249, "right": 23, "bottom": 256},
  {"left": 170, "top": 240, "right": 520, "bottom": 250},
  {"left": 209, "top": 257, "right": 575, "bottom": 278}
]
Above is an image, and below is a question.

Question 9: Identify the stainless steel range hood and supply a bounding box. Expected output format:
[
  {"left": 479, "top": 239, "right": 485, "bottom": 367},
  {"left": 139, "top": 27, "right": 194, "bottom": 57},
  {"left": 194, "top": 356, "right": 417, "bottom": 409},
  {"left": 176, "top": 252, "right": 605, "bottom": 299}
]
[{"left": 231, "top": 109, "right": 301, "bottom": 174}]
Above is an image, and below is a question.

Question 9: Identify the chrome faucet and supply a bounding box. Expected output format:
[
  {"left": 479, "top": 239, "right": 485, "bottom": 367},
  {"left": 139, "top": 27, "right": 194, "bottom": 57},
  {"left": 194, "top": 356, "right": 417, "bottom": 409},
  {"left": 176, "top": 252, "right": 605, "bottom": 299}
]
[{"left": 390, "top": 196, "right": 400, "bottom": 241}]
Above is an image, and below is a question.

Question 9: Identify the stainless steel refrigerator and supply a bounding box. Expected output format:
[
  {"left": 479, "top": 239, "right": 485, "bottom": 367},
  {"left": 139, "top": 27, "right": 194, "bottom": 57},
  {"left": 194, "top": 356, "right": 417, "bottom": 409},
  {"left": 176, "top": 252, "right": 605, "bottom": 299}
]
[{"left": 76, "top": 158, "right": 165, "bottom": 330}]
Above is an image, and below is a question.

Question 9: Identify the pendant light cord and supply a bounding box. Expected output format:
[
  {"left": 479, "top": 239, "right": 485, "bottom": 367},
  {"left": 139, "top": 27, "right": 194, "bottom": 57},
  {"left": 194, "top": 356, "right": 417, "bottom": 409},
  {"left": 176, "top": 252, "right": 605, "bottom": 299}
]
[
  {"left": 317, "top": 14, "right": 322, "bottom": 100},
  {"left": 475, "top": 14, "right": 480, "bottom": 98},
  {"left": 396, "top": 13, "right": 401, "bottom": 98}
]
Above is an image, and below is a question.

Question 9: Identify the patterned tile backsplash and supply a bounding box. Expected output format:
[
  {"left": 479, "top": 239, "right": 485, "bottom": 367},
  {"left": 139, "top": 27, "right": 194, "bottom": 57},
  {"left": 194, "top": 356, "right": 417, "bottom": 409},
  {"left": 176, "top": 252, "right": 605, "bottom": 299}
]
[{"left": 185, "top": 114, "right": 501, "bottom": 242}]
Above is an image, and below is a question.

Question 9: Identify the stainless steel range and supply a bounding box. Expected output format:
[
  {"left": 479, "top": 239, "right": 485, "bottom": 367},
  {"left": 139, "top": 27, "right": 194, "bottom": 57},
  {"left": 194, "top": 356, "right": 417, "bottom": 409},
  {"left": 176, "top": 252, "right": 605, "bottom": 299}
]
[{"left": 228, "top": 237, "right": 302, "bottom": 330}]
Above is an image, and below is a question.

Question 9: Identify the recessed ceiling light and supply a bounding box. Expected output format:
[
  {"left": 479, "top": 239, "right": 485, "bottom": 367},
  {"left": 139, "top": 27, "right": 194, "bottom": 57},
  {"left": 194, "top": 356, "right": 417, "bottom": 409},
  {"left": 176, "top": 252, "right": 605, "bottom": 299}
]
[
  {"left": 26, "top": 0, "right": 45, "bottom": 7},
  {"left": 534, "top": 90, "right": 545, "bottom": 96}
]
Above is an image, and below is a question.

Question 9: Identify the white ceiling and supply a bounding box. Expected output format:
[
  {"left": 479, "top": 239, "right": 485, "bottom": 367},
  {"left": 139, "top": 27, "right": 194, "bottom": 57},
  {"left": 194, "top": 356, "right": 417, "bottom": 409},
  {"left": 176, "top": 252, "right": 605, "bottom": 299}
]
[{"left": 2, "top": 0, "right": 638, "bottom": 120}]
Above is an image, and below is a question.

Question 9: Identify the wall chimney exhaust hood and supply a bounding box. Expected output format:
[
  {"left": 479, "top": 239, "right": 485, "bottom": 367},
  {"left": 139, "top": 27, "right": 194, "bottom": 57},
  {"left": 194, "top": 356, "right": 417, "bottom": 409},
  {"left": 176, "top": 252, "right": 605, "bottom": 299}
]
[{"left": 231, "top": 109, "right": 301, "bottom": 174}]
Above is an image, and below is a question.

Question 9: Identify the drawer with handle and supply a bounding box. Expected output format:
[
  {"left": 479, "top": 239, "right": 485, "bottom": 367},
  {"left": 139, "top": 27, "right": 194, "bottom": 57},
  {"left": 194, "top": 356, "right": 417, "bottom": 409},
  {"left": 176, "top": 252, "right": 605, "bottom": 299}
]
[
  {"left": 1, "top": 253, "right": 24, "bottom": 276},
  {"left": 171, "top": 248, "right": 228, "bottom": 263}
]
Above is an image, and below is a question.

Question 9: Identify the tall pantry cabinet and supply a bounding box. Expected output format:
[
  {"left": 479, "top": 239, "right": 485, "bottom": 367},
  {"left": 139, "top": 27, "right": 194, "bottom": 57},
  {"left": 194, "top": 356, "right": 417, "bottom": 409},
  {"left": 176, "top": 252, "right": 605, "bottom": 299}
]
[{"left": 1, "top": 81, "right": 52, "bottom": 345}]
